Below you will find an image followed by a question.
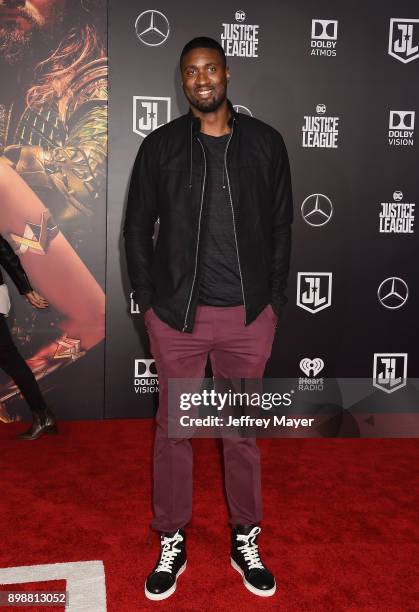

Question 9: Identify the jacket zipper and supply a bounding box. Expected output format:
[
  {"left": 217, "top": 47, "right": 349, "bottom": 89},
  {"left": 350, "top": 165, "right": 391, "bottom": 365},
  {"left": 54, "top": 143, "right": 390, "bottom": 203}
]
[
  {"left": 182, "top": 135, "right": 207, "bottom": 331},
  {"left": 224, "top": 120, "right": 247, "bottom": 324}
]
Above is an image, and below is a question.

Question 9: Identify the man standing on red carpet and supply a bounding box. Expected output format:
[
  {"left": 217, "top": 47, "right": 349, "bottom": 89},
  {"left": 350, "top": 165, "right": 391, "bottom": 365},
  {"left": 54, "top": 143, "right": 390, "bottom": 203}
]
[{"left": 124, "top": 37, "right": 293, "bottom": 601}]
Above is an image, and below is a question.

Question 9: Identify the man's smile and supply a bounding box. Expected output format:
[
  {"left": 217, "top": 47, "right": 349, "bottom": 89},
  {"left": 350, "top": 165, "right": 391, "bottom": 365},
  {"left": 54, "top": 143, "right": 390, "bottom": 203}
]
[{"left": 195, "top": 88, "right": 214, "bottom": 98}]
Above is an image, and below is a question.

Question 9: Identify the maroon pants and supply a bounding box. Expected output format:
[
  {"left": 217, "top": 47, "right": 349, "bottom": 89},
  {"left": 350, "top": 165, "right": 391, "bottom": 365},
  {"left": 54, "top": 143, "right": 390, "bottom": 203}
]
[{"left": 145, "top": 303, "right": 277, "bottom": 533}]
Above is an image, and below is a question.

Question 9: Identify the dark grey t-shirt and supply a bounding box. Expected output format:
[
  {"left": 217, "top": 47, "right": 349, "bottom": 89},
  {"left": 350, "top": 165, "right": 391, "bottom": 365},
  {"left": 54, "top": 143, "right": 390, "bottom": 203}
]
[{"left": 197, "top": 132, "right": 243, "bottom": 307}]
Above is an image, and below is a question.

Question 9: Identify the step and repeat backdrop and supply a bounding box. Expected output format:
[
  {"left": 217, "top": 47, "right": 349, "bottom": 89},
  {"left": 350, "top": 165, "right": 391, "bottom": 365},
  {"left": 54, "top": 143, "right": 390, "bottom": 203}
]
[
  {"left": 0, "top": 1, "right": 418, "bottom": 423},
  {"left": 106, "top": 0, "right": 419, "bottom": 421}
]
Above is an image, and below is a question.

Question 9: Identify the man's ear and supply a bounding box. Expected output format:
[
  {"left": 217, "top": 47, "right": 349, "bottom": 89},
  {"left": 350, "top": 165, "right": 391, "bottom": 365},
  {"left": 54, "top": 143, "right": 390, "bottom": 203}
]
[{"left": 226, "top": 66, "right": 231, "bottom": 81}]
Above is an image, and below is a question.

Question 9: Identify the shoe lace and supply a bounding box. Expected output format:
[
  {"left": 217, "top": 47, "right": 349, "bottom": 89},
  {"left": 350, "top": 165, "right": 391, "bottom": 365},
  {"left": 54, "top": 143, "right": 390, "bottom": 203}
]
[
  {"left": 236, "top": 526, "right": 264, "bottom": 570},
  {"left": 155, "top": 532, "right": 183, "bottom": 573}
]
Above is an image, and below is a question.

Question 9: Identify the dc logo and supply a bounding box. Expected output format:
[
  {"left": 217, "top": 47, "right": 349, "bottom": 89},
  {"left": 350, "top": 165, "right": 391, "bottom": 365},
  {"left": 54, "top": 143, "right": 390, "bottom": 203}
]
[
  {"left": 301, "top": 194, "right": 333, "bottom": 227},
  {"left": 134, "top": 359, "right": 158, "bottom": 379},
  {"left": 316, "top": 104, "right": 326, "bottom": 114},
  {"left": 373, "top": 353, "right": 407, "bottom": 394},
  {"left": 235, "top": 10, "right": 246, "bottom": 22},
  {"left": 311, "top": 19, "right": 338, "bottom": 41},
  {"left": 389, "top": 110, "right": 415, "bottom": 130},
  {"left": 135, "top": 10, "right": 170, "bottom": 47},
  {"left": 393, "top": 190, "right": 403, "bottom": 201},
  {"left": 388, "top": 18, "right": 419, "bottom": 64},
  {"left": 377, "top": 277, "right": 409, "bottom": 310},
  {"left": 297, "top": 272, "right": 332, "bottom": 313},
  {"left": 233, "top": 104, "right": 253, "bottom": 116},
  {"left": 133, "top": 96, "right": 171, "bottom": 138},
  {"left": 300, "top": 358, "right": 324, "bottom": 377}
]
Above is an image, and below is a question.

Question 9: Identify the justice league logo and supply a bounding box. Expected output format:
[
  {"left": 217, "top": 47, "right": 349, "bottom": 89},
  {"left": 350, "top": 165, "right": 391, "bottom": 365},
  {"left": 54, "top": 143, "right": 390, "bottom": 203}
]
[
  {"left": 388, "top": 18, "right": 419, "bottom": 64},
  {"left": 297, "top": 273, "right": 332, "bottom": 313},
  {"left": 373, "top": 353, "right": 407, "bottom": 394},
  {"left": 220, "top": 11, "right": 259, "bottom": 57},
  {"left": 130, "top": 292, "right": 139, "bottom": 314},
  {"left": 302, "top": 105, "right": 339, "bottom": 148},
  {"left": 133, "top": 96, "right": 171, "bottom": 138},
  {"left": 379, "top": 191, "right": 415, "bottom": 233}
]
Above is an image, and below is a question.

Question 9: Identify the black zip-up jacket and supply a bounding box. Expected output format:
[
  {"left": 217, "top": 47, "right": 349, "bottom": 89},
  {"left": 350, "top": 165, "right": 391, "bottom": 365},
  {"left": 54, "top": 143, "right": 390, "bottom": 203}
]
[
  {"left": 124, "top": 101, "right": 293, "bottom": 333},
  {"left": 0, "top": 234, "right": 32, "bottom": 295}
]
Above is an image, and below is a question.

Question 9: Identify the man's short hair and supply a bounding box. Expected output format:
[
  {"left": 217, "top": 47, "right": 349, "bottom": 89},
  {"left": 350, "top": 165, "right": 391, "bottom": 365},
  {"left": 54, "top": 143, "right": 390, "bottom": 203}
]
[{"left": 180, "top": 37, "right": 226, "bottom": 67}]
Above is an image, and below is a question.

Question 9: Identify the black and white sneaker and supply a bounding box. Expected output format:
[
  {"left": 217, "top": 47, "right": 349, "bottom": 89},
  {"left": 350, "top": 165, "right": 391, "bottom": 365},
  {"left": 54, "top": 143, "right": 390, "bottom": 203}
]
[
  {"left": 145, "top": 529, "right": 187, "bottom": 601},
  {"left": 231, "top": 525, "right": 276, "bottom": 597}
]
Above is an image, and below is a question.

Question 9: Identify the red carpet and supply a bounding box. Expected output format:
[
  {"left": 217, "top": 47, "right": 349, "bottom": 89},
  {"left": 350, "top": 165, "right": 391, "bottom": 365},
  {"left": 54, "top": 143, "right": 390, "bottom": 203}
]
[{"left": 0, "top": 420, "right": 418, "bottom": 611}]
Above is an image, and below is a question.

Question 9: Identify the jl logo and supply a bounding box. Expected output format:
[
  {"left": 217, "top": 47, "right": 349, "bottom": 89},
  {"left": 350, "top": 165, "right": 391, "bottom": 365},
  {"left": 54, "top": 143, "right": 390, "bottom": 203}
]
[
  {"left": 133, "top": 96, "right": 171, "bottom": 137},
  {"left": 130, "top": 292, "right": 140, "bottom": 314},
  {"left": 373, "top": 353, "right": 408, "bottom": 393},
  {"left": 297, "top": 272, "right": 332, "bottom": 313},
  {"left": 388, "top": 18, "right": 419, "bottom": 63}
]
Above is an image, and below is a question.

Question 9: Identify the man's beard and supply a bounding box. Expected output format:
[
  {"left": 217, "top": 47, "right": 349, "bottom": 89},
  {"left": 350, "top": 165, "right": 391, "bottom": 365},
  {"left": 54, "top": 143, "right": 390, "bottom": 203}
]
[{"left": 187, "top": 86, "right": 227, "bottom": 114}]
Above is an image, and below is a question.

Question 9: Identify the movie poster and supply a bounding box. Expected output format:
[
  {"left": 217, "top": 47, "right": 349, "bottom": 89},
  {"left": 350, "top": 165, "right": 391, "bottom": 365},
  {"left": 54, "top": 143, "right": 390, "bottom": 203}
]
[{"left": 0, "top": 0, "right": 107, "bottom": 422}]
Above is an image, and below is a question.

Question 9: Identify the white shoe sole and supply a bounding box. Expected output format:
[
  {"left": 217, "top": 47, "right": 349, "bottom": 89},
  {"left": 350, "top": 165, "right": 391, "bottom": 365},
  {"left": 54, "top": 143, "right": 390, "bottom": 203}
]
[
  {"left": 144, "top": 561, "right": 187, "bottom": 601},
  {"left": 231, "top": 558, "right": 276, "bottom": 597}
]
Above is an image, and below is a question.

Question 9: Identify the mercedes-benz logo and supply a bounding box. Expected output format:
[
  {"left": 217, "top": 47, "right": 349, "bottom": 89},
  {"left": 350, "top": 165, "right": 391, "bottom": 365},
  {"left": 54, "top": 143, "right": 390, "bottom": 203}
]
[
  {"left": 301, "top": 194, "right": 333, "bottom": 227},
  {"left": 135, "top": 10, "right": 170, "bottom": 47},
  {"left": 377, "top": 277, "right": 409, "bottom": 309},
  {"left": 233, "top": 104, "right": 253, "bottom": 116}
]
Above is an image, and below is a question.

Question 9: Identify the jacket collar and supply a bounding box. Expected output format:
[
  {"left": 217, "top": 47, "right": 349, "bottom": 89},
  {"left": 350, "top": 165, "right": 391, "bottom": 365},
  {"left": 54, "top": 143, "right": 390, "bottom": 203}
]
[{"left": 188, "top": 98, "right": 238, "bottom": 134}]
